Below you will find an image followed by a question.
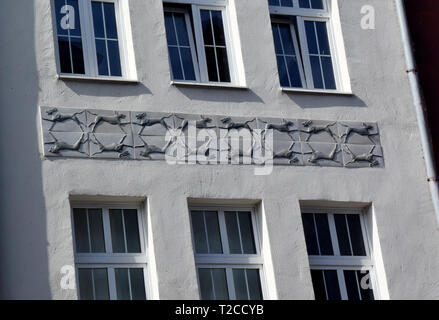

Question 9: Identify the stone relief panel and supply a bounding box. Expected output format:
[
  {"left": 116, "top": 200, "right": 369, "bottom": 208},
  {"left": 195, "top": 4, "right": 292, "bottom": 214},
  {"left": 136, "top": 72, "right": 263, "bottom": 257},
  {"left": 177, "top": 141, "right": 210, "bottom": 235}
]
[{"left": 40, "top": 106, "right": 385, "bottom": 169}]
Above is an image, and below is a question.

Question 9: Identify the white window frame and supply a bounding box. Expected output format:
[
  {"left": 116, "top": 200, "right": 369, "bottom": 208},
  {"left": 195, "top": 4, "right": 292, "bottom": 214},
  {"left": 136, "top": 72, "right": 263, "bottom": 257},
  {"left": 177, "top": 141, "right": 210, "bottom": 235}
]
[
  {"left": 302, "top": 206, "right": 381, "bottom": 300},
  {"left": 71, "top": 202, "right": 150, "bottom": 300},
  {"left": 269, "top": 0, "right": 351, "bottom": 93},
  {"left": 163, "top": 0, "right": 243, "bottom": 86},
  {"left": 51, "top": 0, "right": 137, "bottom": 81},
  {"left": 189, "top": 204, "right": 268, "bottom": 300}
]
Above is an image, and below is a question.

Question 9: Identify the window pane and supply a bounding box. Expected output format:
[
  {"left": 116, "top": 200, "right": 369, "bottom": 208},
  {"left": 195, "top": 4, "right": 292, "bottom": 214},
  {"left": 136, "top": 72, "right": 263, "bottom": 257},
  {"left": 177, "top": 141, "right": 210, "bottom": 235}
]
[
  {"left": 281, "top": 0, "right": 293, "bottom": 6},
  {"left": 93, "top": 268, "right": 110, "bottom": 300},
  {"left": 87, "top": 208, "right": 106, "bottom": 253},
  {"left": 169, "top": 46, "right": 184, "bottom": 80},
  {"left": 246, "top": 269, "right": 263, "bottom": 300},
  {"left": 272, "top": 24, "right": 283, "bottom": 55},
  {"left": 107, "top": 40, "right": 122, "bottom": 76},
  {"left": 276, "top": 56, "right": 289, "bottom": 87},
  {"left": 201, "top": 10, "right": 213, "bottom": 46},
  {"left": 238, "top": 212, "right": 256, "bottom": 254},
  {"left": 343, "top": 270, "right": 360, "bottom": 300},
  {"left": 216, "top": 47, "right": 231, "bottom": 83},
  {"left": 204, "top": 211, "right": 223, "bottom": 254},
  {"left": 279, "top": 24, "right": 295, "bottom": 55},
  {"left": 310, "top": 55, "right": 324, "bottom": 89},
  {"left": 70, "top": 37, "right": 85, "bottom": 74},
  {"left": 95, "top": 39, "right": 109, "bottom": 76},
  {"left": 310, "top": 270, "right": 327, "bottom": 300},
  {"left": 305, "top": 21, "right": 318, "bottom": 55},
  {"left": 311, "top": 0, "right": 324, "bottom": 9},
  {"left": 130, "top": 268, "right": 147, "bottom": 300},
  {"left": 103, "top": 2, "right": 118, "bottom": 39},
  {"left": 347, "top": 215, "right": 366, "bottom": 256},
  {"left": 78, "top": 268, "right": 93, "bottom": 300},
  {"left": 191, "top": 211, "right": 208, "bottom": 254},
  {"left": 110, "top": 209, "right": 126, "bottom": 253},
  {"left": 211, "top": 11, "right": 226, "bottom": 46},
  {"left": 225, "top": 212, "right": 242, "bottom": 254},
  {"left": 124, "top": 209, "right": 141, "bottom": 253},
  {"left": 115, "top": 268, "right": 131, "bottom": 300},
  {"left": 357, "top": 270, "right": 375, "bottom": 300},
  {"left": 205, "top": 47, "right": 219, "bottom": 82},
  {"left": 212, "top": 268, "right": 229, "bottom": 300},
  {"left": 321, "top": 57, "right": 336, "bottom": 89},
  {"left": 164, "top": 12, "right": 177, "bottom": 46},
  {"left": 174, "top": 13, "right": 190, "bottom": 46},
  {"left": 268, "top": 0, "right": 280, "bottom": 6},
  {"left": 180, "top": 47, "right": 196, "bottom": 81},
  {"left": 232, "top": 269, "right": 248, "bottom": 299},
  {"left": 55, "top": 0, "right": 69, "bottom": 36},
  {"left": 286, "top": 56, "right": 302, "bottom": 87},
  {"left": 299, "top": 0, "right": 311, "bottom": 8},
  {"left": 92, "top": 1, "right": 105, "bottom": 38},
  {"left": 58, "top": 36, "right": 73, "bottom": 73},
  {"left": 73, "top": 208, "right": 90, "bottom": 253},
  {"left": 314, "top": 213, "right": 333, "bottom": 255},
  {"left": 198, "top": 268, "right": 214, "bottom": 300},
  {"left": 315, "top": 22, "right": 330, "bottom": 55},
  {"left": 323, "top": 270, "right": 341, "bottom": 300},
  {"left": 301, "top": 213, "right": 319, "bottom": 255},
  {"left": 334, "top": 214, "right": 352, "bottom": 256},
  {"left": 66, "top": 0, "right": 81, "bottom": 37}
]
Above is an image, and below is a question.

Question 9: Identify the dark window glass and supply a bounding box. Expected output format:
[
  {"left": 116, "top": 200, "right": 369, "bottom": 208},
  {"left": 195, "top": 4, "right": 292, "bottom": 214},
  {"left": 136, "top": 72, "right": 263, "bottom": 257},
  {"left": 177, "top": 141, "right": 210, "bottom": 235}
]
[
  {"left": 225, "top": 212, "right": 242, "bottom": 254},
  {"left": 238, "top": 212, "right": 256, "bottom": 254},
  {"left": 310, "top": 55, "right": 324, "bottom": 89},
  {"left": 246, "top": 269, "right": 263, "bottom": 300},
  {"left": 347, "top": 214, "right": 366, "bottom": 256},
  {"left": 357, "top": 270, "right": 375, "bottom": 300},
  {"left": 130, "top": 268, "right": 147, "bottom": 300},
  {"left": 314, "top": 213, "right": 333, "bottom": 255},
  {"left": 205, "top": 46, "right": 219, "bottom": 82},
  {"left": 109, "top": 209, "right": 125, "bottom": 253},
  {"left": 198, "top": 268, "right": 229, "bottom": 300},
  {"left": 107, "top": 40, "right": 122, "bottom": 76},
  {"left": 191, "top": 211, "right": 209, "bottom": 254},
  {"left": 324, "top": 270, "right": 341, "bottom": 300},
  {"left": 201, "top": 10, "right": 214, "bottom": 45},
  {"left": 124, "top": 209, "right": 141, "bottom": 253},
  {"left": 95, "top": 39, "right": 108, "bottom": 75},
  {"left": 115, "top": 268, "right": 131, "bottom": 300},
  {"left": 204, "top": 211, "right": 223, "bottom": 254},
  {"left": 276, "top": 55, "right": 289, "bottom": 87},
  {"left": 321, "top": 56, "right": 336, "bottom": 89},
  {"left": 310, "top": 270, "right": 327, "bottom": 300},
  {"left": 73, "top": 208, "right": 89, "bottom": 252},
  {"left": 92, "top": 1, "right": 105, "bottom": 38},
  {"left": 103, "top": 2, "right": 118, "bottom": 39},
  {"left": 344, "top": 270, "right": 361, "bottom": 300},
  {"left": 211, "top": 11, "right": 226, "bottom": 46},
  {"left": 87, "top": 209, "right": 106, "bottom": 253},
  {"left": 334, "top": 214, "right": 352, "bottom": 256},
  {"left": 301, "top": 213, "right": 319, "bottom": 255}
]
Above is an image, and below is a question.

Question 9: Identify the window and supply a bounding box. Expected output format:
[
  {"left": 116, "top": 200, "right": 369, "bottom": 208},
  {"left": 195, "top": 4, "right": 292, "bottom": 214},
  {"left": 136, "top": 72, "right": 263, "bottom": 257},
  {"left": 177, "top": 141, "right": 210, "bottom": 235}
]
[
  {"left": 269, "top": 0, "right": 349, "bottom": 91},
  {"left": 52, "top": 0, "right": 136, "bottom": 79},
  {"left": 72, "top": 204, "right": 149, "bottom": 300},
  {"left": 163, "top": 1, "right": 240, "bottom": 85},
  {"left": 189, "top": 207, "right": 265, "bottom": 300},
  {"left": 301, "top": 208, "right": 378, "bottom": 300}
]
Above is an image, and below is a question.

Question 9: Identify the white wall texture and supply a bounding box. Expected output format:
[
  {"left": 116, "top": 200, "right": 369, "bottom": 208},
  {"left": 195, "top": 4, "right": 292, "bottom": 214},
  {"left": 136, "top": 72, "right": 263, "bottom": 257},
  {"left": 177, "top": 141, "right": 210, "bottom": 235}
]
[{"left": 1, "top": 0, "right": 439, "bottom": 299}]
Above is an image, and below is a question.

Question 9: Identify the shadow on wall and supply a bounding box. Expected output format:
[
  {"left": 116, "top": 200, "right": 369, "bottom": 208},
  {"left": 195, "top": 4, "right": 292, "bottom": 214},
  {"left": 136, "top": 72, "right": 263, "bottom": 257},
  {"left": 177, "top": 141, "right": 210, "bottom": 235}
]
[
  {"left": 285, "top": 92, "right": 367, "bottom": 109},
  {"left": 64, "top": 80, "right": 152, "bottom": 98},
  {"left": 176, "top": 86, "right": 265, "bottom": 104},
  {"left": 0, "top": 0, "right": 51, "bottom": 298}
]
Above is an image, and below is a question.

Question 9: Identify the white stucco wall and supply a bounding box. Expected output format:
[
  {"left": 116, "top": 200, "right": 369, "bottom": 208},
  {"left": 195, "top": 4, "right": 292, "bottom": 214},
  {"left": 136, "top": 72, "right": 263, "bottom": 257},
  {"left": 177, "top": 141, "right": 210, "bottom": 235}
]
[{"left": 1, "top": 0, "right": 439, "bottom": 299}]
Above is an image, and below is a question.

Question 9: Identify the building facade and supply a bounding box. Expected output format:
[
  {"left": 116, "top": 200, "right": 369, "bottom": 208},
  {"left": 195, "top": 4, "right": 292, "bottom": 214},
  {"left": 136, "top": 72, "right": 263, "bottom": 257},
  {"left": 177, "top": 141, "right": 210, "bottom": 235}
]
[{"left": 1, "top": 0, "right": 439, "bottom": 299}]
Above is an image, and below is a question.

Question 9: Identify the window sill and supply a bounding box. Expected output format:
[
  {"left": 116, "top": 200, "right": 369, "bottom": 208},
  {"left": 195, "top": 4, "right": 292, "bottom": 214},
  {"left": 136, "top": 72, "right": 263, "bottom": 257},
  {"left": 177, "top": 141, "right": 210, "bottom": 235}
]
[
  {"left": 57, "top": 74, "right": 139, "bottom": 84},
  {"left": 171, "top": 81, "right": 248, "bottom": 90},
  {"left": 281, "top": 87, "right": 353, "bottom": 96}
]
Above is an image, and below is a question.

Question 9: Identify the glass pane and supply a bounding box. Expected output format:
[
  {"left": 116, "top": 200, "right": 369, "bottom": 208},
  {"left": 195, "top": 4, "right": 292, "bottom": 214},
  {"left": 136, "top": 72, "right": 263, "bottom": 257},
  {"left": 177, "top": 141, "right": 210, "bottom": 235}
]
[
  {"left": 305, "top": 21, "right": 318, "bottom": 55},
  {"left": 216, "top": 47, "right": 231, "bottom": 83},
  {"left": 343, "top": 270, "right": 360, "bottom": 300},
  {"left": 93, "top": 268, "right": 110, "bottom": 300},
  {"left": 310, "top": 270, "right": 327, "bottom": 300},
  {"left": 66, "top": 0, "right": 81, "bottom": 36},
  {"left": 169, "top": 46, "right": 184, "bottom": 80},
  {"left": 301, "top": 213, "right": 319, "bottom": 255},
  {"left": 201, "top": 10, "right": 213, "bottom": 46},
  {"left": 316, "top": 22, "right": 330, "bottom": 55},
  {"left": 272, "top": 24, "right": 283, "bottom": 55},
  {"left": 87, "top": 208, "right": 105, "bottom": 253},
  {"left": 73, "top": 208, "right": 90, "bottom": 253},
  {"left": 232, "top": 269, "right": 248, "bottom": 300},
  {"left": 198, "top": 268, "right": 214, "bottom": 300},
  {"left": 124, "top": 209, "right": 141, "bottom": 253},
  {"left": 204, "top": 211, "right": 223, "bottom": 254},
  {"left": 347, "top": 215, "right": 366, "bottom": 256},
  {"left": 311, "top": 0, "right": 324, "bottom": 9},
  {"left": 310, "top": 55, "right": 324, "bottom": 89},
  {"left": 58, "top": 36, "right": 72, "bottom": 73},
  {"left": 110, "top": 209, "right": 126, "bottom": 253},
  {"left": 130, "top": 268, "right": 147, "bottom": 300},
  {"left": 205, "top": 47, "right": 218, "bottom": 82},
  {"left": 115, "top": 268, "right": 131, "bottom": 300},
  {"left": 276, "top": 56, "right": 290, "bottom": 87},
  {"left": 279, "top": 24, "right": 294, "bottom": 55},
  {"left": 92, "top": 1, "right": 105, "bottom": 38},
  {"left": 281, "top": 0, "right": 293, "bottom": 6},
  {"left": 321, "top": 57, "right": 336, "bottom": 89},
  {"left": 314, "top": 214, "right": 333, "bottom": 255},
  {"left": 212, "top": 269, "right": 229, "bottom": 300},
  {"left": 174, "top": 13, "right": 189, "bottom": 46},
  {"left": 70, "top": 37, "right": 85, "bottom": 74},
  {"left": 55, "top": 0, "right": 68, "bottom": 36},
  {"left": 164, "top": 12, "right": 177, "bottom": 46},
  {"left": 268, "top": 0, "right": 280, "bottom": 6},
  {"left": 286, "top": 56, "right": 302, "bottom": 88},
  {"left": 95, "top": 39, "right": 109, "bottom": 76},
  {"left": 78, "top": 268, "right": 93, "bottom": 300},
  {"left": 211, "top": 11, "right": 226, "bottom": 46},
  {"left": 225, "top": 212, "right": 242, "bottom": 254},
  {"left": 357, "top": 270, "right": 375, "bottom": 300},
  {"left": 103, "top": 2, "right": 118, "bottom": 39},
  {"left": 246, "top": 269, "right": 263, "bottom": 300},
  {"left": 238, "top": 212, "right": 256, "bottom": 254},
  {"left": 107, "top": 40, "right": 122, "bottom": 76},
  {"left": 324, "top": 270, "right": 341, "bottom": 300},
  {"left": 299, "top": 0, "right": 311, "bottom": 8},
  {"left": 191, "top": 211, "right": 208, "bottom": 254},
  {"left": 180, "top": 47, "right": 196, "bottom": 81},
  {"left": 334, "top": 214, "right": 352, "bottom": 256}
]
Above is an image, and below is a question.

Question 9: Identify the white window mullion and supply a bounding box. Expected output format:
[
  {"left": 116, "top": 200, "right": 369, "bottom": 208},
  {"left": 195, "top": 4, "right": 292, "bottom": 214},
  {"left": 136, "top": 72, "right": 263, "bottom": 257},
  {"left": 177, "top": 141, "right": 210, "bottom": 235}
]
[
  {"left": 113, "top": 0, "right": 127, "bottom": 78},
  {"left": 108, "top": 267, "right": 117, "bottom": 300},
  {"left": 337, "top": 268, "right": 348, "bottom": 300},
  {"left": 184, "top": 11, "right": 201, "bottom": 81},
  {"left": 225, "top": 268, "right": 236, "bottom": 300},
  {"left": 218, "top": 211, "right": 230, "bottom": 254},
  {"left": 103, "top": 208, "right": 113, "bottom": 253},
  {"left": 327, "top": 213, "right": 340, "bottom": 256},
  {"left": 81, "top": 0, "right": 99, "bottom": 77},
  {"left": 296, "top": 16, "right": 314, "bottom": 89},
  {"left": 192, "top": 5, "right": 209, "bottom": 82}
]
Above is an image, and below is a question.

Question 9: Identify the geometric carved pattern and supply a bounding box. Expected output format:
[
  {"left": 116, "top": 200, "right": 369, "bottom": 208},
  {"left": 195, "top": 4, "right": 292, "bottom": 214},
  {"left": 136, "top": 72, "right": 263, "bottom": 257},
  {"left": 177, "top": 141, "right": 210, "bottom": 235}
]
[{"left": 40, "top": 106, "right": 384, "bottom": 168}]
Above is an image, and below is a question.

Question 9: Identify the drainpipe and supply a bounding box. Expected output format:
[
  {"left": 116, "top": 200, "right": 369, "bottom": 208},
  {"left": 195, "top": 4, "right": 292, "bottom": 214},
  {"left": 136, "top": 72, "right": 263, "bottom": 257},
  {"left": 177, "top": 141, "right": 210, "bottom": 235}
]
[{"left": 395, "top": 0, "right": 439, "bottom": 227}]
